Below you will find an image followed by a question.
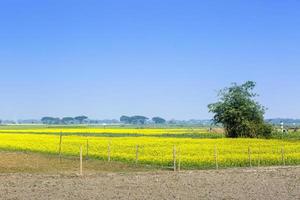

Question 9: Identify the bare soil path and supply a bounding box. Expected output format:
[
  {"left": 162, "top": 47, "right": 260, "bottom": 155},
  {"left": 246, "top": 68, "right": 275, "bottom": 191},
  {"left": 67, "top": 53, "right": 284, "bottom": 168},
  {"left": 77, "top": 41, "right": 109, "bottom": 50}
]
[
  {"left": 0, "top": 152, "right": 299, "bottom": 200},
  {"left": 0, "top": 167, "right": 299, "bottom": 200}
]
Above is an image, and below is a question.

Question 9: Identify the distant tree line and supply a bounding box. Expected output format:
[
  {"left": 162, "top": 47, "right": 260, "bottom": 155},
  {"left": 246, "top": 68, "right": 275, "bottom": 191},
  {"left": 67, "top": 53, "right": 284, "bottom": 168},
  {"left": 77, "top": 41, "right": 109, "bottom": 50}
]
[
  {"left": 120, "top": 115, "right": 166, "bottom": 124},
  {"left": 40, "top": 115, "right": 167, "bottom": 125},
  {"left": 41, "top": 116, "right": 88, "bottom": 124}
]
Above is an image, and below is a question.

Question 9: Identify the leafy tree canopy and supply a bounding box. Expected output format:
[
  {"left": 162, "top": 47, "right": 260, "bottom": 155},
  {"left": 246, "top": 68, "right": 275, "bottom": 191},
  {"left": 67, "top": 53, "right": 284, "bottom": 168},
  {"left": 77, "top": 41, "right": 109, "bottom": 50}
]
[
  {"left": 61, "top": 117, "right": 74, "bottom": 124},
  {"left": 120, "top": 115, "right": 149, "bottom": 124},
  {"left": 208, "top": 81, "right": 272, "bottom": 138},
  {"left": 152, "top": 117, "right": 166, "bottom": 124},
  {"left": 41, "top": 117, "right": 60, "bottom": 124},
  {"left": 120, "top": 115, "right": 131, "bottom": 124},
  {"left": 74, "top": 116, "right": 88, "bottom": 124}
]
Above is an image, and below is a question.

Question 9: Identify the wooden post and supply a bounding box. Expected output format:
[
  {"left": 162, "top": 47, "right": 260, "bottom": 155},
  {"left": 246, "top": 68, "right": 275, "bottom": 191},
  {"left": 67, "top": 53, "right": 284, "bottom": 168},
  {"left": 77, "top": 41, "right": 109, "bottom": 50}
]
[
  {"left": 80, "top": 146, "right": 83, "bottom": 176},
  {"left": 108, "top": 142, "right": 111, "bottom": 162},
  {"left": 281, "top": 145, "right": 285, "bottom": 166},
  {"left": 59, "top": 131, "right": 63, "bottom": 162},
  {"left": 173, "top": 145, "right": 176, "bottom": 172},
  {"left": 161, "top": 152, "right": 164, "bottom": 168},
  {"left": 214, "top": 145, "right": 218, "bottom": 170},
  {"left": 135, "top": 145, "right": 139, "bottom": 165},
  {"left": 258, "top": 145, "right": 261, "bottom": 167},
  {"left": 178, "top": 147, "right": 181, "bottom": 171},
  {"left": 86, "top": 139, "right": 89, "bottom": 161},
  {"left": 248, "top": 145, "right": 252, "bottom": 167}
]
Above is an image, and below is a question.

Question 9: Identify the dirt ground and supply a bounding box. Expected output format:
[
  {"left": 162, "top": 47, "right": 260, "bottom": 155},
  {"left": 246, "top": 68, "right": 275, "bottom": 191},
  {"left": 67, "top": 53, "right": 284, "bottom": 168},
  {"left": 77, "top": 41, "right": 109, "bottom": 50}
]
[{"left": 0, "top": 152, "right": 299, "bottom": 200}]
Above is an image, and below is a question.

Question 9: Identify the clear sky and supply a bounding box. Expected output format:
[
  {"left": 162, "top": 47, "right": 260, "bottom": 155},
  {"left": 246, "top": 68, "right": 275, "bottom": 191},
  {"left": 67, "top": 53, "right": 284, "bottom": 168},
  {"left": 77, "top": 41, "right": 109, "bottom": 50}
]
[{"left": 0, "top": 0, "right": 300, "bottom": 120}]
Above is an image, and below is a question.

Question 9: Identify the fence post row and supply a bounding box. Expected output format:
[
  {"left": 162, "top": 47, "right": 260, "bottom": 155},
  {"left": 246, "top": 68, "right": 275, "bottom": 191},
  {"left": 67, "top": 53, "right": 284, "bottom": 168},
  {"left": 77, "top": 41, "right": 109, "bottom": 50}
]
[{"left": 72, "top": 139, "right": 292, "bottom": 171}]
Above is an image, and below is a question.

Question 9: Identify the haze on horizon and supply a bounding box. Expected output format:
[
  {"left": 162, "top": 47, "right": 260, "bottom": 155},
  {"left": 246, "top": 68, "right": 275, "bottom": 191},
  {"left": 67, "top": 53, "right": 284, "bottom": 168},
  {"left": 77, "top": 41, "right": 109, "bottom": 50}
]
[{"left": 1, "top": 0, "right": 300, "bottom": 120}]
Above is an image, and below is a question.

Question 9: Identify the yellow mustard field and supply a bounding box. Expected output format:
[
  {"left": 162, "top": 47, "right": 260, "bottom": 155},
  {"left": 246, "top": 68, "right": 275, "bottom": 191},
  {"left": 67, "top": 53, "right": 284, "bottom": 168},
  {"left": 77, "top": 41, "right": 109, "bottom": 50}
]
[
  {"left": 0, "top": 132, "right": 299, "bottom": 169},
  {"left": 0, "top": 128, "right": 209, "bottom": 135}
]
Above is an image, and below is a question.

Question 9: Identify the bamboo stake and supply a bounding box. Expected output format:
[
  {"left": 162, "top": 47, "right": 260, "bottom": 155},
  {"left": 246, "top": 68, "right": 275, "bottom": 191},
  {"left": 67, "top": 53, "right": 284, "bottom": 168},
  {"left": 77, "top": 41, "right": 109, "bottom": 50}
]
[
  {"left": 248, "top": 145, "right": 252, "bottom": 167},
  {"left": 59, "top": 131, "right": 63, "bottom": 162},
  {"left": 80, "top": 146, "right": 83, "bottom": 176},
  {"left": 281, "top": 145, "right": 285, "bottom": 166},
  {"left": 178, "top": 147, "right": 181, "bottom": 171},
  {"left": 258, "top": 145, "right": 261, "bottom": 167},
  {"left": 135, "top": 145, "right": 139, "bottom": 165},
  {"left": 173, "top": 145, "right": 176, "bottom": 172},
  {"left": 86, "top": 139, "right": 89, "bottom": 161},
  {"left": 214, "top": 145, "right": 218, "bottom": 170},
  {"left": 108, "top": 142, "right": 111, "bottom": 162}
]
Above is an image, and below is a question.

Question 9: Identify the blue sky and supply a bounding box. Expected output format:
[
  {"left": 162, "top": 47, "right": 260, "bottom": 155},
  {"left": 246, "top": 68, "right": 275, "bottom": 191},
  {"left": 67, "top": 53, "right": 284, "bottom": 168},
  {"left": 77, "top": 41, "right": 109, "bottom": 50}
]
[{"left": 0, "top": 0, "right": 300, "bottom": 120}]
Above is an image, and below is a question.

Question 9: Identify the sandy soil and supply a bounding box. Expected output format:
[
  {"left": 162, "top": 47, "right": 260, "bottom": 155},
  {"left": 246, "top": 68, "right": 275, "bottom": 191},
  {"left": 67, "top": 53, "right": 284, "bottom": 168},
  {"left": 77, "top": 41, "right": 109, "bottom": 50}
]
[
  {"left": 0, "top": 152, "right": 299, "bottom": 200},
  {"left": 0, "top": 151, "right": 150, "bottom": 174},
  {"left": 0, "top": 166, "right": 299, "bottom": 200}
]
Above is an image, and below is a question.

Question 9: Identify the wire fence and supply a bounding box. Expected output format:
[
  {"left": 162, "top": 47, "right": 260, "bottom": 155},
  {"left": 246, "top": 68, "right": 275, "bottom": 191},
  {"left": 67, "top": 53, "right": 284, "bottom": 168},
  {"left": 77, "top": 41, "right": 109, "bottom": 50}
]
[
  {"left": 1, "top": 133, "right": 300, "bottom": 174},
  {"left": 59, "top": 137, "right": 300, "bottom": 172}
]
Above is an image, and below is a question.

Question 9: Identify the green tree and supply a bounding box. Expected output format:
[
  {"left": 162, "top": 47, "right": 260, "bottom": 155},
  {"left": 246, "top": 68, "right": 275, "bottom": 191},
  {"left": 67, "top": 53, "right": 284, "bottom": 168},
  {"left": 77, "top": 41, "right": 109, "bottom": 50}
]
[
  {"left": 208, "top": 81, "right": 272, "bottom": 138},
  {"left": 120, "top": 115, "right": 149, "bottom": 124},
  {"left": 74, "top": 116, "right": 88, "bottom": 124},
  {"left": 61, "top": 117, "right": 74, "bottom": 124},
  {"left": 120, "top": 115, "right": 131, "bottom": 124},
  {"left": 130, "top": 116, "right": 148, "bottom": 124},
  {"left": 41, "top": 117, "right": 61, "bottom": 124},
  {"left": 152, "top": 117, "right": 166, "bottom": 124}
]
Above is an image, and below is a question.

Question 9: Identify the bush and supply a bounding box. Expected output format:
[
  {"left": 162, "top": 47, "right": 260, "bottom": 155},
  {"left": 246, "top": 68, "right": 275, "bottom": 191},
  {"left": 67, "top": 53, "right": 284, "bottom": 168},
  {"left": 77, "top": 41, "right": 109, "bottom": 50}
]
[
  {"left": 257, "top": 123, "right": 273, "bottom": 138},
  {"left": 225, "top": 120, "right": 272, "bottom": 138}
]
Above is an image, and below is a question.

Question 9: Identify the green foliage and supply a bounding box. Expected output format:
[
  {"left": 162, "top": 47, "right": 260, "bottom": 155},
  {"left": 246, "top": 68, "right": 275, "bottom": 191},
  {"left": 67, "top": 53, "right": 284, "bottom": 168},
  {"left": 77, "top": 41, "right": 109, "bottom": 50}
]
[
  {"left": 208, "top": 81, "right": 272, "bottom": 138},
  {"left": 120, "top": 115, "right": 131, "bottom": 124},
  {"left": 120, "top": 115, "right": 149, "bottom": 124},
  {"left": 152, "top": 117, "right": 166, "bottom": 124},
  {"left": 257, "top": 123, "right": 273, "bottom": 138},
  {"left": 61, "top": 117, "right": 74, "bottom": 124},
  {"left": 74, "top": 116, "right": 88, "bottom": 124},
  {"left": 41, "top": 117, "right": 60, "bottom": 124},
  {"left": 41, "top": 116, "right": 88, "bottom": 124}
]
